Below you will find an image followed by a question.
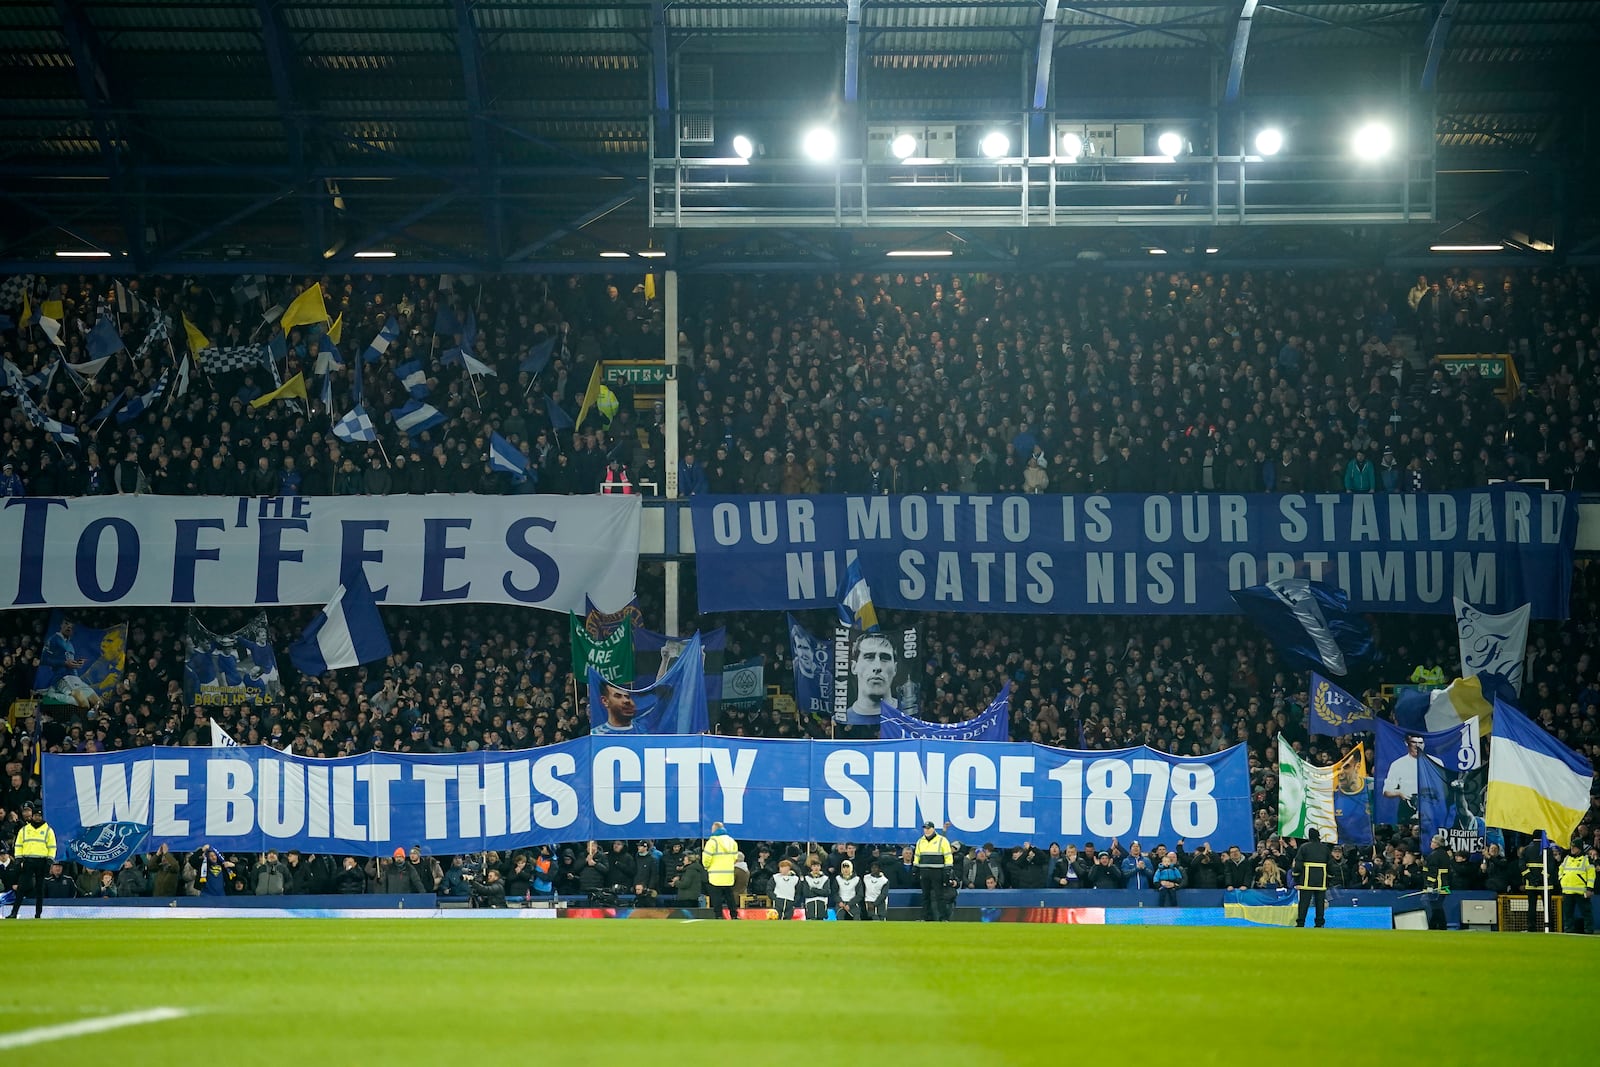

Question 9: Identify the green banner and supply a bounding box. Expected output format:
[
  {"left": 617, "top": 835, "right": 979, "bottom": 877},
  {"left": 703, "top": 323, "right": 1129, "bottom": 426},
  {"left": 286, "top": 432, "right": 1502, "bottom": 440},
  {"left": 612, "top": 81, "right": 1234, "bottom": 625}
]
[{"left": 571, "top": 612, "right": 634, "bottom": 684}]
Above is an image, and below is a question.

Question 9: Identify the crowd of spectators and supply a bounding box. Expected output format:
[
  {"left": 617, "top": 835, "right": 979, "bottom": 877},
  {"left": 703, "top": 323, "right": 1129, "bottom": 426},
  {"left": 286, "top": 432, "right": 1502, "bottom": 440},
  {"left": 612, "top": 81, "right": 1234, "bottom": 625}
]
[
  {"left": 2, "top": 264, "right": 1599, "bottom": 904},
  {"left": 1, "top": 266, "right": 1598, "bottom": 496}
]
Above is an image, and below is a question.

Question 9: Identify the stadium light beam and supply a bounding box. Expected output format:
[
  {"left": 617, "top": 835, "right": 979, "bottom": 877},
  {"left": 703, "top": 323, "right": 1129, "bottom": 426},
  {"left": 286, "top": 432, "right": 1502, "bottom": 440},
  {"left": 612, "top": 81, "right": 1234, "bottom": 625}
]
[
  {"left": 890, "top": 133, "right": 918, "bottom": 160},
  {"left": 1157, "top": 131, "right": 1185, "bottom": 158},
  {"left": 55, "top": 249, "right": 112, "bottom": 258},
  {"left": 1060, "top": 132, "right": 1084, "bottom": 160},
  {"left": 1253, "top": 128, "right": 1283, "bottom": 156},
  {"left": 1430, "top": 243, "right": 1503, "bottom": 252},
  {"left": 731, "top": 135, "right": 754, "bottom": 160},
  {"left": 353, "top": 250, "right": 397, "bottom": 259},
  {"left": 802, "top": 127, "right": 838, "bottom": 162}
]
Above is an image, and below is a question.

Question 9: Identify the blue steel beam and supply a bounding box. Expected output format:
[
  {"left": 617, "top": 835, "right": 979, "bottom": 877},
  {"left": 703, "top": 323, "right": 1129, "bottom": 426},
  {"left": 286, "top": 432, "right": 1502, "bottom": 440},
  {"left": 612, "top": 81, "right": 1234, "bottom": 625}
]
[
  {"left": 844, "top": 0, "right": 862, "bottom": 104},
  {"left": 1223, "top": 0, "right": 1258, "bottom": 103},
  {"left": 1031, "top": 0, "right": 1060, "bottom": 111},
  {"left": 254, "top": 0, "right": 323, "bottom": 256},
  {"left": 1420, "top": 0, "right": 1460, "bottom": 92},
  {"left": 651, "top": 0, "right": 671, "bottom": 148},
  {"left": 452, "top": 0, "right": 504, "bottom": 263},
  {"left": 52, "top": 0, "right": 142, "bottom": 264}
]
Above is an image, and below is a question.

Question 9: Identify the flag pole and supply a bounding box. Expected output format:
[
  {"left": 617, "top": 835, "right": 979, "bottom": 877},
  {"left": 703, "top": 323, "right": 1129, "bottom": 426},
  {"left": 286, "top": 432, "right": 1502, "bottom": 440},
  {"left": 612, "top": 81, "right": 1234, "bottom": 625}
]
[
  {"left": 1541, "top": 831, "right": 1552, "bottom": 934},
  {"left": 374, "top": 437, "right": 392, "bottom": 470},
  {"left": 466, "top": 366, "right": 483, "bottom": 410}
]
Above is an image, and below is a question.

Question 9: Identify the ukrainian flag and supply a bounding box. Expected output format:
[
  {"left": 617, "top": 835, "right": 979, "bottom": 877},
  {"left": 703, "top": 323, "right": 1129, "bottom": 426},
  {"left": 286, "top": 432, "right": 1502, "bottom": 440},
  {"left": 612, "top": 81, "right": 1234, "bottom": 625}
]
[
  {"left": 837, "top": 556, "right": 878, "bottom": 631},
  {"left": 1487, "top": 698, "right": 1594, "bottom": 843}
]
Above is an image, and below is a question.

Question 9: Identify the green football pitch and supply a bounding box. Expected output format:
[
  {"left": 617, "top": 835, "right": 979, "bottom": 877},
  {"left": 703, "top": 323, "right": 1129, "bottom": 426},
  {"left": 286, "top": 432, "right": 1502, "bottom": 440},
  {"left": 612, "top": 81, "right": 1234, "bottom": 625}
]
[{"left": 2, "top": 921, "right": 1594, "bottom": 1062}]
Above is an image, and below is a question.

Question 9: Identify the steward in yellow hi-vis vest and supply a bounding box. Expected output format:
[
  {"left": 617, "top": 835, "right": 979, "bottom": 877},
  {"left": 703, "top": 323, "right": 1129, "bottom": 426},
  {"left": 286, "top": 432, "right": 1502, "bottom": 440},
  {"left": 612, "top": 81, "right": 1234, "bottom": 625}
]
[
  {"left": 913, "top": 821, "right": 953, "bottom": 922},
  {"left": 701, "top": 822, "right": 740, "bottom": 920},
  {"left": 1425, "top": 836, "right": 1453, "bottom": 930},
  {"left": 1558, "top": 844, "right": 1594, "bottom": 935},
  {"left": 1291, "top": 828, "right": 1332, "bottom": 929},
  {"left": 7, "top": 804, "right": 55, "bottom": 920},
  {"left": 1522, "top": 835, "right": 1556, "bottom": 933}
]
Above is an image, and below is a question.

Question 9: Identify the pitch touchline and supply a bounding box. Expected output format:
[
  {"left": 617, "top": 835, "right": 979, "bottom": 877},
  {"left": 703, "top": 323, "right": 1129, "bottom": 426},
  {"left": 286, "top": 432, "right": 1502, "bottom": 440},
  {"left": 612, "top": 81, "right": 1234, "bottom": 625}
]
[{"left": 0, "top": 1008, "right": 191, "bottom": 1050}]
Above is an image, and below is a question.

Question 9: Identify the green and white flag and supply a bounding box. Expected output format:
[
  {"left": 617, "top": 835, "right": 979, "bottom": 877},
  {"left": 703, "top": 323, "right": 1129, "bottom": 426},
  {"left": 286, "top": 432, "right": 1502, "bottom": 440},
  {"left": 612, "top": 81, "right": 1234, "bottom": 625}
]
[
  {"left": 1278, "top": 740, "right": 1339, "bottom": 842},
  {"left": 570, "top": 612, "right": 633, "bottom": 684}
]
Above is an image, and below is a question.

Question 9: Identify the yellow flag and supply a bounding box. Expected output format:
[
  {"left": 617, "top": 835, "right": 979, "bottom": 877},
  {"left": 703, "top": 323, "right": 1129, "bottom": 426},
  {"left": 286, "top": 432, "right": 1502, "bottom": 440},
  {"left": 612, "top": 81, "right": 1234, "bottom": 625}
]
[
  {"left": 183, "top": 313, "right": 211, "bottom": 352},
  {"left": 20, "top": 290, "right": 30, "bottom": 327},
  {"left": 41, "top": 298, "right": 64, "bottom": 321},
  {"left": 643, "top": 272, "right": 656, "bottom": 301},
  {"left": 575, "top": 361, "right": 605, "bottom": 430},
  {"left": 328, "top": 313, "right": 343, "bottom": 344},
  {"left": 280, "top": 284, "right": 328, "bottom": 333},
  {"left": 249, "top": 371, "right": 308, "bottom": 409}
]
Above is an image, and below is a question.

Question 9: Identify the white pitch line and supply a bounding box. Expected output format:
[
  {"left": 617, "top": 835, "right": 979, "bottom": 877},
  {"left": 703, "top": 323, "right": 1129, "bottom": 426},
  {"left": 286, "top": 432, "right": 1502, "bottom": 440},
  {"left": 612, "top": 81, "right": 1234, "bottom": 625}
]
[{"left": 0, "top": 1008, "right": 190, "bottom": 1050}]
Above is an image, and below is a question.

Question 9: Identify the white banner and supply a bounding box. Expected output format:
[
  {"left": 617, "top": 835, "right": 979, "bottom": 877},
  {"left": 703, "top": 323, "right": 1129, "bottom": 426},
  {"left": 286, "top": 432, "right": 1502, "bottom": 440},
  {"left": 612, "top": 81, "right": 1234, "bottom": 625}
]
[
  {"left": 1454, "top": 597, "right": 1529, "bottom": 694},
  {"left": 0, "top": 494, "right": 640, "bottom": 612}
]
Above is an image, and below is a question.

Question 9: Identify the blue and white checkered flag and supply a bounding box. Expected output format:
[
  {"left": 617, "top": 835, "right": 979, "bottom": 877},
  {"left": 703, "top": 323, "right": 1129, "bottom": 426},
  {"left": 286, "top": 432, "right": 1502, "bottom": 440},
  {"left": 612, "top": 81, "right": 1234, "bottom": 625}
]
[{"left": 332, "top": 405, "right": 378, "bottom": 443}]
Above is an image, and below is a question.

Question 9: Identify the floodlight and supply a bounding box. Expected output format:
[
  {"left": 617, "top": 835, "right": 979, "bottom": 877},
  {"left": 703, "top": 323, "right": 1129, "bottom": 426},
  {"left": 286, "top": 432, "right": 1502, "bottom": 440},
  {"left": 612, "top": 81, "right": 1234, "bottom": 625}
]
[
  {"left": 1060, "top": 132, "right": 1084, "bottom": 160},
  {"left": 980, "top": 131, "right": 1010, "bottom": 158},
  {"left": 1351, "top": 121, "right": 1394, "bottom": 160},
  {"left": 1254, "top": 128, "right": 1284, "bottom": 156},
  {"left": 801, "top": 127, "right": 838, "bottom": 162},
  {"left": 890, "top": 133, "right": 918, "bottom": 160},
  {"left": 732, "top": 135, "right": 754, "bottom": 160},
  {"left": 1157, "top": 131, "right": 1185, "bottom": 158}
]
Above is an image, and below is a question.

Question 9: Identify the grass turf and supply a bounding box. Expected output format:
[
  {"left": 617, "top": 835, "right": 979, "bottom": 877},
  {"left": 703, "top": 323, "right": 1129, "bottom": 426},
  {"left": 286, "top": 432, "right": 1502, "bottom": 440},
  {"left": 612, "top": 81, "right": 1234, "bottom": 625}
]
[{"left": 2, "top": 920, "right": 1596, "bottom": 1062}]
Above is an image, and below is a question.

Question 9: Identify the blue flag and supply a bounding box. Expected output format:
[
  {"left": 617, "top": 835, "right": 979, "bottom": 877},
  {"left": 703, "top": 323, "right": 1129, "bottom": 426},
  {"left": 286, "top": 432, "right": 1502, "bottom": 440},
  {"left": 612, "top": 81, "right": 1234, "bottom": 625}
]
[
  {"left": 520, "top": 335, "right": 555, "bottom": 376},
  {"left": 65, "top": 821, "right": 151, "bottom": 870},
  {"left": 363, "top": 316, "right": 398, "bottom": 364},
  {"left": 288, "top": 570, "right": 392, "bottom": 675},
  {"left": 545, "top": 393, "right": 574, "bottom": 431},
  {"left": 433, "top": 303, "right": 461, "bottom": 339},
  {"left": 588, "top": 632, "right": 708, "bottom": 735},
  {"left": 880, "top": 682, "right": 1010, "bottom": 741},
  {"left": 635, "top": 626, "right": 726, "bottom": 717},
  {"left": 1232, "top": 579, "right": 1378, "bottom": 677},
  {"left": 787, "top": 614, "right": 834, "bottom": 719},
  {"left": 837, "top": 556, "right": 879, "bottom": 631},
  {"left": 33, "top": 611, "right": 127, "bottom": 709},
  {"left": 1308, "top": 672, "right": 1373, "bottom": 737},
  {"left": 87, "top": 317, "right": 123, "bottom": 359},
  {"left": 395, "top": 359, "right": 429, "bottom": 399},
  {"left": 1374, "top": 718, "right": 1487, "bottom": 848},
  {"left": 488, "top": 431, "right": 528, "bottom": 479}
]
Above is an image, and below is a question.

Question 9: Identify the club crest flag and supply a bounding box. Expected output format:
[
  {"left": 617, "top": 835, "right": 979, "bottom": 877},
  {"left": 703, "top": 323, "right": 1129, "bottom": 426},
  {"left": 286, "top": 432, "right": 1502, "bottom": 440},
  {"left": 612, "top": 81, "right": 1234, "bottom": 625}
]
[
  {"left": 1278, "top": 741, "right": 1367, "bottom": 844},
  {"left": 65, "top": 822, "right": 151, "bottom": 870},
  {"left": 1308, "top": 672, "right": 1372, "bottom": 737},
  {"left": 1455, "top": 598, "right": 1530, "bottom": 694},
  {"left": 571, "top": 611, "right": 633, "bottom": 684}
]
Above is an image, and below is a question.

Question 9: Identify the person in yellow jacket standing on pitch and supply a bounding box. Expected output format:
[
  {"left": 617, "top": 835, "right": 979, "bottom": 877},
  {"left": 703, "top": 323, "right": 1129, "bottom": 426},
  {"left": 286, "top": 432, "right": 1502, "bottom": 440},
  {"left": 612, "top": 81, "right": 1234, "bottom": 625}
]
[
  {"left": 701, "top": 822, "right": 740, "bottom": 919},
  {"left": 1558, "top": 841, "right": 1594, "bottom": 934},
  {"left": 7, "top": 803, "right": 56, "bottom": 920},
  {"left": 914, "top": 821, "right": 954, "bottom": 922}
]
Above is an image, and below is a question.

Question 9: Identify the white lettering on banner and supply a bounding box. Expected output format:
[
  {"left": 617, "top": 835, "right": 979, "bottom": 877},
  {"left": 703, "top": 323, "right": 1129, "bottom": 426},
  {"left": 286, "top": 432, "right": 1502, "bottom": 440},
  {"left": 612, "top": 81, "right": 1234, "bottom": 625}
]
[
  {"left": 1047, "top": 759, "right": 1219, "bottom": 839},
  {"left": 73, "top": 762, "right": 154, "bottom": 824},
  {"left": 206, "top": 758, "right": 254, "bottom": 836},
  {"left": 151, "top": 761, "right": 190, "bottom": 835},
  {"left": 531, "top": 753, "right": 578, "bottom": 829},
  {"left": 0, "top": 494, "right": 640, "bottom": 612}
]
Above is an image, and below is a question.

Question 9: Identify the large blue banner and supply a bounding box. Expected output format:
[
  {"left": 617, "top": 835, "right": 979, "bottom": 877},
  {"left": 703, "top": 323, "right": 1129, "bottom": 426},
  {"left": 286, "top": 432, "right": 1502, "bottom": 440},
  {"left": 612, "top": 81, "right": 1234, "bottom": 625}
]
[
  {"left": 690, "top": 490, "right": 1577, "bottom": 617},
  {"left": 42, "top": 739, "right": 1254, "bottom": 857}
]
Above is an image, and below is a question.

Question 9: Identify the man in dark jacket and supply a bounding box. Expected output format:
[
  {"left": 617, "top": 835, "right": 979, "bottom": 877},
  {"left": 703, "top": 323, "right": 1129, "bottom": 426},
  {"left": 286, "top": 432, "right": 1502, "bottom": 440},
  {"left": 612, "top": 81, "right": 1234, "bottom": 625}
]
[
  {"left": 366, "top": 848, "right": 425, "bottom": 894},
  {"left": 1222, "top": 845, "right": 1255, "bottom": 888},
  {"left": 1088, "top": 851, "right": 1126, "bottom": 889},
  {"left": 1179, "top": 841, "right": 1224, "bottom": 889},
  {"left": 1292, "top": 828, "right": 1333, "bottom": 928}
]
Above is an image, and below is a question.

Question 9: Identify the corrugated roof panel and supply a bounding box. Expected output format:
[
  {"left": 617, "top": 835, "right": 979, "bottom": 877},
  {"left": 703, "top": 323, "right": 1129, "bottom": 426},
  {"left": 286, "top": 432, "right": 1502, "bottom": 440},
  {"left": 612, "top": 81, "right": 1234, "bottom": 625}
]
[
  {"left": 86, "top": 0, "right": 261, "bottom": 31},
  {"left": 283, "top": 2, "right": 452, "bottom": 33},
  {"left": 868, "top": 2, "right": 1037, "bottom": 31},
  {"left": 672, "top": 4, "right": 840, "bottom": 31},
  {"left": 488, "top": 31, "right": 648, "bottom": 54},
  {"left": 476, "top": 4, "right": 647, "bottom": 32}
]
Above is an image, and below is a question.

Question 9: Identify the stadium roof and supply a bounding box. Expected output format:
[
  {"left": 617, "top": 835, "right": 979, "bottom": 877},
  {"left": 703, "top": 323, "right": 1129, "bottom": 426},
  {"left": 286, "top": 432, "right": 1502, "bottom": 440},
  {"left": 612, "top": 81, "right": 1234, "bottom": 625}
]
[{"left": 2, "top": 0, "right": 1597, "bottom": 272}]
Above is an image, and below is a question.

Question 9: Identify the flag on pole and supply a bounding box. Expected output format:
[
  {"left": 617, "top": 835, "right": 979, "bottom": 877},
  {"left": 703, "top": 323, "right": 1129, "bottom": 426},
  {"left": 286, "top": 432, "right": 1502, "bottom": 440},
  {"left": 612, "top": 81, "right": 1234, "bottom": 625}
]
[
  {"left": 288, "top": 570, "right": 393, "bottom": 675},
  {"left": 211, "top": 721, "right": 240, "bottom": 748},
  {"left": 1455, "top": 598, "right": 1530, "bottom": 694},
  {"left": 87, "top": 316, "right": 123, "bottom": 359},
  {"left": 433, "top": 303, "right": 461, "bottom": 339},
  {"left": 167, "top": 351, "right": 193, "bottom": 409},
  {"left": 182, "top": 314, "right": 211, "bottom": 353},
  {"left": 1278, "top": 740, "right": 1340, "bottom": 842},
  {"left": 574, "top": 361, "right": 604, "bottom": 429},
  {"left": 332, "top": 406, "right": 378, "bottom": 443},
  {"left": 395, "top": 360, "right": 429, "bottom": 399},
  {"left": 249, "top": 371, "right": 308, "bottom": 409},
  {"left": 389, "top": 398, "right": 446, "bottom": 435},
  {"left": 327, "top": 313, "right": 343, "bottom": 344},
  {"left": 363, "top": 317, "right": 398, "bottom": 364},
  {"left": 280, "top": 284, "right": 329, "bottom": 333},
  {"left": 520, "top": 335, "right": 555, "bottom": 376},
  {"left": 837, "top": 556, "right": 879, "bottom": 631},
  {"left": 488, "top": 431, "right": 528, "bottom": 478},
  {"left": 1233, "top": 579, "right": 1379, "bottom": 676},
  {"left": 1307, "top": 672, "right": 1373, "bottom": 737},
  {"left": 116, "top": 369, "right": 168, "bottom": 424},
  {"left": 545, "top": 393, "right": 575, "bottom": 431},
  {"left": 1486, "top": 698, "right": 1595, "bottom": 843}
]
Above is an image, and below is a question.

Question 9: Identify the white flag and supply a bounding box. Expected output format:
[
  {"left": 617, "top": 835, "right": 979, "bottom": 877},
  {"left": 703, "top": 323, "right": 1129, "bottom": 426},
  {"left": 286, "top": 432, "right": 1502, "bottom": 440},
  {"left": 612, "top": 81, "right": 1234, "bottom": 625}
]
[{"left": 1454, "top": 598, "right": 1530, "bottom": 694}]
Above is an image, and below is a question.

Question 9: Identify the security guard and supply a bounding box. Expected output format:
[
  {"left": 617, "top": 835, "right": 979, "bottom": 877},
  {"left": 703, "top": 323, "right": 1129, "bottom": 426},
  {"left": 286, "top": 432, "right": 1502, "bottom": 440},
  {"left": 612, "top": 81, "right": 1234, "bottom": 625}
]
[
  {"left": 913, "top": 821, "right": 953, "bottom": 922},
  {"left": 700, "top": 822, "right": 740, "bottom": 919},
  {"left": 6, "top": 803, "right": 56, "bottom": 920},
  {"left": 1408, "top": 662, "right": 1445, "bottom": 687},
  {"left": 1424, "top": 834, "right": 1453, "bottom": 930},
  {"left": 1292, "top": 827, "right": 1332, "bottom": 928},
  {"left": 1521, "top": 833, "right": 1554, "bottom": 932},
  {"left": 1558, "top": 841, "right": 1594, "bottom": 935}
]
